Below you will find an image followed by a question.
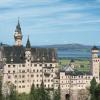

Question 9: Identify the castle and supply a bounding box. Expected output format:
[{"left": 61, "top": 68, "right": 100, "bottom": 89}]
[{"left": 0, "top": 20, "right": 100, "bottom": 100}]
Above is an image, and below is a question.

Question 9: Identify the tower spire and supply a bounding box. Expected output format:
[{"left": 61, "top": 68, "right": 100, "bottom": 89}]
[
  {"left": 14, "top": 18, "right": 23, "bottom": 46},
  {"left": 26, "top": 36, "right": 31, "bottom": 49}
]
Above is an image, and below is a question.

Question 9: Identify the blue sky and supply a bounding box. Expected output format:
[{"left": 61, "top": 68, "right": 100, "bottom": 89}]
[{"left": 0, "top": 0, "right": 100, "bottom": 46}]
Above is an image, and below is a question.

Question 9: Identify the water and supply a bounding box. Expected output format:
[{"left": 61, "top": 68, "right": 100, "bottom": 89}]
[{"left": 57, "top": 49, "right": 91, "bottom": 58}]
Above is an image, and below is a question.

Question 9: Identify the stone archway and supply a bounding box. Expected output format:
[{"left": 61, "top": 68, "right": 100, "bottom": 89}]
[{"left": 65, "top": 94, "right": 70, "bottom": 100}]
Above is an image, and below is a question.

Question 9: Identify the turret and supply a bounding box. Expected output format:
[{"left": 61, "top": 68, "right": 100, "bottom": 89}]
[
  {"left": 91, "top": 46, "right": 100, "bottom": 83},
  {"left": 25, "top": 36, "right": 31, "bottom": 61},
  {"left": 92, "top": 46, "right": 99, "bottom": 58},
  {"left": 14, "top": 19, "right": 23, "bottom": 46}
]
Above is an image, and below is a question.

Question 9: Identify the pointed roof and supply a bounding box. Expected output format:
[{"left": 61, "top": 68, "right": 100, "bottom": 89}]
[
  {"left": 26, "top": 36, "right": 31, "bottom": 49},
  {"left": 15, "top": 19, "right": 22, "bottom": 33},
  {"left": 92, "top": 46, "right": 99, "bottom": 50},
  {"left": 64, "top": 66, "right": 74, "bottom": 72}
]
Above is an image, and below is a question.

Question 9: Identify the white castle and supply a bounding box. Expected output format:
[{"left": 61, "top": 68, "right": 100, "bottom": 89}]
[{"left": 0, "top": 21, "right": 100, "bottom": 100}]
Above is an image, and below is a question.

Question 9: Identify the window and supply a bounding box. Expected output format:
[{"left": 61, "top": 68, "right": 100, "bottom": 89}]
[
  {"left": 19, "top": 86, "right": 21, "bottom": 88},
  {"left": 45, "top": 64, "right": 47, "bottom": 67},
  {"left": 8, "top": 65, "right": 11, "bottom": 67},
  {"left": 51, "top": 79, "right": 53, "bottom": 82},
  {"left": 37, "top": 75, "right": 39, "bottom": 77},
  {"left": 13, "top": 65, "right": 15, "bottom": 67},
  {"left": 50, "top": 64, "right": 52, "bottom": 67},
  {"left": 13, "top": 71, "right": 15, "bottom": 73},
  {"left": 8, "top": 76, "right": 11, "bottom": 79},
  {"left": 39, "top": 64, "right": 42, "bottom": 66},
  {"left": 48, "top": 79, "right": 50, "bottom": 82},
  {"left": 33, "top": 69, "right": 35, "bottom": 72},
  {"left": 22, "top": 75, "right": 25, "bottom": 78},
  {"left": 8, "top": 71, "right": 10, "bottom": 73},
  {"left": 22, "top": 64, "right": 25, "bottom": 67},
  {"left": 51, "top": 75, "right": 53, "bottom": 77},
  {"left": 22, "top": 85, "right": 25, "bottom": 88},
  {"left": 34, "top": 64, "right": 37, "bottom": 67},
  {"left": 22, "top": 70, "right": 25, "bottom": 73},
  {"left": 37, "top": 70, "right": 38, "bottom": 72},
  {"left": 37, "top": 84, "right": 39, "bottom": 88},
  {"left": 22, "top": 80, "right": 25, "bottom": 83},
  {"left": 15, "top": 75, "right": 17, "bottom": 78},
  {"left": 31, "top": 75, "right": 34, "bottom": 77}
]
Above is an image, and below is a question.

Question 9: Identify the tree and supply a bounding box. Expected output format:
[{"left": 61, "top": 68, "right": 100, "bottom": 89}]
[
  {"left": 30, "top": 83, "right": 38, "bottom": 100},
  {"left": 53, "top": 86, "right": 60, "bottom": 100},
  {"left": 38, "top": 81, "right": 50, "bottom": 100},
  {"left": 95, "top": 84, "right": 100, "bottom": 100},
  {"left": 0, "top": 77, "right": 2, "bottom": 100},
  {"left": 30, "top": 82, "right": 50, "bottom": 100},
  {"left": 9, "top": 84, "right": 17, "bottom": 100},
  {"left": 90, "top": 77, "right": 97, "bottom": 100}
]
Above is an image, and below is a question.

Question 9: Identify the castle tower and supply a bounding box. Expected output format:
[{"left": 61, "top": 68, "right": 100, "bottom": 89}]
[
  {"left": 91, "top": 46, "right": 100, "bottom": 82},
  {"left": 25, "top": 36, "right": 31, "bottom": 61},
  {"left": 14, "top": 19, "right": 23, "bottom": 46}
]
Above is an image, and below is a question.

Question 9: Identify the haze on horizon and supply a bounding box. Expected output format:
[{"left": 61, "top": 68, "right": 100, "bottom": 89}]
[{"left": 0, "top": 0, "right": 100, "bottom": 46}]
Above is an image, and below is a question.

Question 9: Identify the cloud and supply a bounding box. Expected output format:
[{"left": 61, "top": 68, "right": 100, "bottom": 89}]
[{"left": 0, "top": 0, "right": 100, "bottom": 45}]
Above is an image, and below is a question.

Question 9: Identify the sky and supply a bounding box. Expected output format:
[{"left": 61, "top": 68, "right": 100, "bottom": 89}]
[{"left": 0, "top": 0, "right": 100, "bottom": 46}]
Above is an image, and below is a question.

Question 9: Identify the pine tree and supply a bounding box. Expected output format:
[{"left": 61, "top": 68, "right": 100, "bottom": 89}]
[
  {"left": 39, "top": 81, "right": 50, "bottom": 100},
  {"left": 30, "top": 83, "right": 38, "bottom": 100},
  {"left": 53, "top": 86, "right": 60, "bottom": 100},
  {"left": 0, "top": 77, "right": 2, "bottom": 100},
  {"left": 9, "top": 84, "right": 17, "bottom": 100},
  {"left": 90, "top": 77, "right": 97, "bottom": 100},
  {"left": 95, "top": 84, "right": 100, "bottom": 100}
]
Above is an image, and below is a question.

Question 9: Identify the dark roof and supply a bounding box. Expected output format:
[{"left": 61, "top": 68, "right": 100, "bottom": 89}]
[
  {"left": 15, "top": 20, "right": 22, "bottom": 33},
  {"left": 26, "top": 37, "right": 31, "bottom": 48},
  {"left": 3, "top": 46, "right": 25, "bottom": 63},
  {"left": 92, "top": 46, "right": 99, "bottom": 50},
  {"left": 2, "top": 46, "right": 57, "bottom": 64},
  {"left": 60, "top": 69, "right": 91, "bottom": 76}
]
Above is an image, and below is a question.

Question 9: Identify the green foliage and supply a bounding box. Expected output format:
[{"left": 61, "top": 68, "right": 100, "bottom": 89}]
[
  {"left": 0, "top": 77, "right": 2, "bottom": 100},
  {"left": 30, "top": 82, "right": 51, "bottom": 100},
  {"left": 90, "top": 77, "right": 97, "bottom": 100},
  {"left": 53, "top": 86, "right": 60, "bottom": 100},
  {"left": 17, "top": 93, "right": 29, "bottom": 100},
  {"left": 95, "top": 84, "right": 100, "bottom": 100},
  {"left": 90, "top": 77, "right": 97, "bottom": 94},
  {"left": 8, "top": 85, "right": 17, "bottom": 100},
  {"left": 1, "top": 82, "right": 54, "bottom": 100}
]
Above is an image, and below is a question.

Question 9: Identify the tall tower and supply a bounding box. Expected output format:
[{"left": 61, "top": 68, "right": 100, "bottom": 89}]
[
  {"left": 91, "top": 46, "right": 100, "bottom": 82},
  {"left": 25, "top": 36, "right": 31, "bottom": 61},
  {"left": 14, "top": 19, "right": 23, "bottom": 46}
]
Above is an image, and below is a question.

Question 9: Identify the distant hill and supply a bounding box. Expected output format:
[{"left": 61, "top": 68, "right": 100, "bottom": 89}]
[
  {"left": 36, "top": 44, "right": 100, "bottom": 58},
  {"left": 37, "top": 43, "right": 92, "bottom": 51}
]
